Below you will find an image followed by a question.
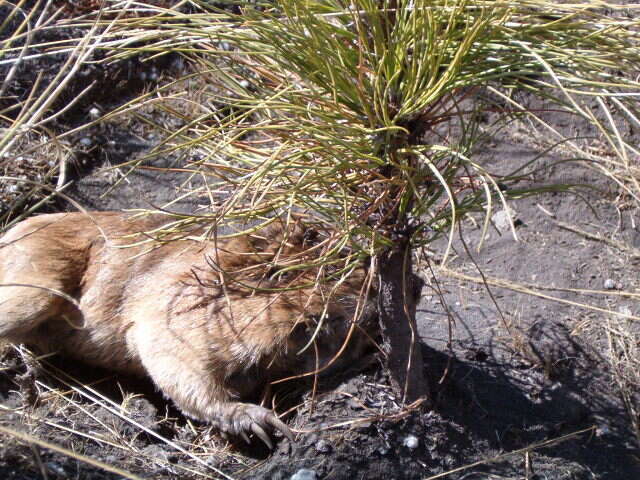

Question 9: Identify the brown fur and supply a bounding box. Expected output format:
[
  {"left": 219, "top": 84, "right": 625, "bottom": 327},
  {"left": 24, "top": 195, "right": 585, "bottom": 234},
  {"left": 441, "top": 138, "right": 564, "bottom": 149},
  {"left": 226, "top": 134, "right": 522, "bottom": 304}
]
[{"left": 0, "top": 212, "right": 376, "bottom": 446}]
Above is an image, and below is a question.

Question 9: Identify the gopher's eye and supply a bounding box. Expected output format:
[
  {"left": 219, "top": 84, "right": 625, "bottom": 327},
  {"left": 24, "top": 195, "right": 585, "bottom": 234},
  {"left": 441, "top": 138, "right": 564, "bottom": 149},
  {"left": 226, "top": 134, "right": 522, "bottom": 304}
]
[
  {"left": 302, "top": 229, "right": 319, "bottom": 245},
  {"left": 306, "top": 313, "right": 339, "bottom": 328}
]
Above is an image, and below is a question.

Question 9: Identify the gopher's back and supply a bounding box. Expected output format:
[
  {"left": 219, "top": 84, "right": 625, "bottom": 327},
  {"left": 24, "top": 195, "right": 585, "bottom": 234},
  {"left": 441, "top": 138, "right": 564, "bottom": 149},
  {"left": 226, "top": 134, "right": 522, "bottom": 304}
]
[
  {"left": 0, "top": 212, "right": 107, "bottom": 291},
  {"left": 0, "top": 212, "right": 178, "bottom": 365},
  {"left": 0, "top": 211, "right": 168, "bottom": 283}
]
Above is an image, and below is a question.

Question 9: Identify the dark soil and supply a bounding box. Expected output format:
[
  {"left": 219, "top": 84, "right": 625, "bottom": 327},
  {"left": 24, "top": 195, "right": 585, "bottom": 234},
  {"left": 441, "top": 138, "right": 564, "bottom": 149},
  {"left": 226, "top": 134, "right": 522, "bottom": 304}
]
[{"left": 2, "top": 3, "right": 640, "bottom": 480}]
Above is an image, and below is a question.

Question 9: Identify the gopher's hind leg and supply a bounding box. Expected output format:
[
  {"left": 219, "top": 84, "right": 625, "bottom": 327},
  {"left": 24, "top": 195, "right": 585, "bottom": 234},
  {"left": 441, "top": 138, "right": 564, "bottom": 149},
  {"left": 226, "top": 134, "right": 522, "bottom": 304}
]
[{"left": 0, "top": 282, "right": 68, "bottom": 343}]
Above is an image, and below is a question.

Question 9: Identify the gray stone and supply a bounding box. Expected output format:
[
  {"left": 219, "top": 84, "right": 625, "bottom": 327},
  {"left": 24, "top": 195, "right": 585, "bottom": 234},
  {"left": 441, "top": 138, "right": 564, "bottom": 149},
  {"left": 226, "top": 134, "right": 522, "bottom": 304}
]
[
  {"left": 492, "top": 208, "right": 518, "bottom": 233},
  {"left": 290, "top": 469, "right": 317, "bottom": 480},
  {"left": 402, "top": 434, "right": 419, "bottom": 450},
  {"left": 315, "top": 439, "right": 332, "bottom": 454}
]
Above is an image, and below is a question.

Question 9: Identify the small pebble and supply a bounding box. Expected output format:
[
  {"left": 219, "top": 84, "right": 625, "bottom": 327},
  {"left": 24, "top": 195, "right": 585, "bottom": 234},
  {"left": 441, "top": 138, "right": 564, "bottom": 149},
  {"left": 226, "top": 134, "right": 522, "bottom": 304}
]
[
  {"left": 492, "top": 208, "right": 518, "bottom": 233},
  {"left": 403, "top": 434, "right": 419, "bottom": 450},
  {"left": 239, "top": 79, "right": 250, "bottom": 88},
  {"left": 604, "top": 279, "right": 616, "bottom": 290},
  {"left": 618, "top": 306, "right": 631, "bottom": 316},
  {"left": 596, "top": 424, "right": 611, "bottom": 438},
  {"left": 290, "top": 468, "right": 317, "bottom": 480},
  {"left": 79, "top": 137, "right": 93, "bottom": 147},
  {"left": 315, "top": 439, "right": 332, "bottom": 454},
  {"left": 89, "top": 107, "right": 101, "bottom": 119}
]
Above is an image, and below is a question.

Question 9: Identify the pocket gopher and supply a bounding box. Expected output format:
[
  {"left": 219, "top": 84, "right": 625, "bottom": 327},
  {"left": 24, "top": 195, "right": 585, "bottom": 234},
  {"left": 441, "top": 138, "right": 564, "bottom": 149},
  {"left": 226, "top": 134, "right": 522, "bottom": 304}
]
[{"left": 0, "top": 212, "right": 376, "bottom": 447}]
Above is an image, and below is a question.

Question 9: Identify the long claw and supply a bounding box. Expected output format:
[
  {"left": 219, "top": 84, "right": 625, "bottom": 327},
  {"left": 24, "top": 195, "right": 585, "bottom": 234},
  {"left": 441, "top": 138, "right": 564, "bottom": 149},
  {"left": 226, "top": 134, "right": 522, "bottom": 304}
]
[
  {"left": 267, "top": 414, "right": 295, "bottom": 443},
  {"left": 240, "top": 431, "right": 251, "bottom": 444},
  {"left": 251, "top": 423, "right": 274, "bottom": 449}
]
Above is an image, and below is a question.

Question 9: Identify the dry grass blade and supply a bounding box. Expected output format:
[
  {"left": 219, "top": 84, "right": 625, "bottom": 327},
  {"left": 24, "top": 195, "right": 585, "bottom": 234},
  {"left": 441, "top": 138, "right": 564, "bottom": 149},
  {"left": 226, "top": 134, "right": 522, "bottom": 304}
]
[
  {"left": 551, "top": 219, "right": 640, "bottom": 258},
  {"left": 440, "top": 267, "right": 640, "bottom": 322},
  {"left": 603, "top": 315, "right": 640, "bottom": 442},
  {"left": 0, "top": 424, "right": 146, "bottom": 480},
  {"left": 35, "top": 359, "right": 239, "bottom": 480},
  {"left": 423, "top": 426, "right": 596, "bottom": 480},
  {"left": 0, "top": 283, "right": 79, "bottom": 308}
]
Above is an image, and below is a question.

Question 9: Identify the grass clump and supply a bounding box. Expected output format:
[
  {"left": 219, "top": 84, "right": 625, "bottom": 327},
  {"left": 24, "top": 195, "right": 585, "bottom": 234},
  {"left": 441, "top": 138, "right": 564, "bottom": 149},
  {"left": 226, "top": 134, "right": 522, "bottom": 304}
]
[
  {"left": 101, "top": 0, "right": 640, "bottom": 401},
  {"left": 94, "top": 0, "right": 639, "bottom": 266}
]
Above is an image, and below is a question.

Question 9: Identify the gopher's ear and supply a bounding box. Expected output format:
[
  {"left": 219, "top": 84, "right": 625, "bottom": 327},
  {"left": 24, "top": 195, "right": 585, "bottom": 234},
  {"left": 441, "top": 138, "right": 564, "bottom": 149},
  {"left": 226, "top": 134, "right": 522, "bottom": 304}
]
[{"left": 302, "top": 228, "right": 319, "bottom": 246}]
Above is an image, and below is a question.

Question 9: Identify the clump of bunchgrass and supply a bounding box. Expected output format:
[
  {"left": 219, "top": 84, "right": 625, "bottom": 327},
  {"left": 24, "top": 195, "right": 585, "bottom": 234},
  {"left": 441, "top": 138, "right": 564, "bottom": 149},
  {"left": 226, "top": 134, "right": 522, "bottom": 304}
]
[
  {"left": 0, "top": 344, "right": 248, "bottom": 479},
  {"left": 89, "top": 1, "right": 639, "bottom": 278},
  {"left": 601, "top": 313, "right": 640, "bottom": 442},
  {"left": 0, "top": 0, "right": 111, "bottom": 226},
  {"left": 98, "top": 0, "right": 640, "bottom": 401}
]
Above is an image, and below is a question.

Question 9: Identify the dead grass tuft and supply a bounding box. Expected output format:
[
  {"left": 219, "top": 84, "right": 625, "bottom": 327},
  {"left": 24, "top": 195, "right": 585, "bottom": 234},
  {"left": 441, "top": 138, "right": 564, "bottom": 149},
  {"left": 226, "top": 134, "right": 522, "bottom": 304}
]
[
  {"left": 602, "top": 313, "right": 640, "bottom": 441},
  {"left": 0, "top": 130, "right": 68, "bottom": 225},
  {"left": 0, "top": 345, "right": 245, "bottom": 479}
]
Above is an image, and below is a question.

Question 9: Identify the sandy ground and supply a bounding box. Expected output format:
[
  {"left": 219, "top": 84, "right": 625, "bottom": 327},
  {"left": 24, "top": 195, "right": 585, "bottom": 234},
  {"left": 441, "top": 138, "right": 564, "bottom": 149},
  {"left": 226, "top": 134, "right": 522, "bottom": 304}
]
[
  {"left": 1, "top": 3, "right": 639, "bottom": 479},
  {"left": 2, "top": 123, "right": 639, "bottom": 480}
]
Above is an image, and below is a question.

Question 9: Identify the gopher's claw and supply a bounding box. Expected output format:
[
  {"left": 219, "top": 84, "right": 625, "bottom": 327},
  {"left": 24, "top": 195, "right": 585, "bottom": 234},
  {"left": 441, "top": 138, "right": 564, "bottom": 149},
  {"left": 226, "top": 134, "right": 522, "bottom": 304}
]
[
  {"left": 266, "top": 414, "right": 294, "bottom": 443},
  {"left": 218, "top": 403, "right": 294, "bottom": 448},
  {"left": 251, "top": 423, "right": 273, "bottom": 449}
]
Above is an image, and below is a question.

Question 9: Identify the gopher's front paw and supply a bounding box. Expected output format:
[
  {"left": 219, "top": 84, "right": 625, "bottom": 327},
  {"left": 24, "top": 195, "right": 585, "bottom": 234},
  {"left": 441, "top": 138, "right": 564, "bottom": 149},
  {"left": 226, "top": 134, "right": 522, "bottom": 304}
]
[{"left": 217, "top": 403, "right": 294, "bottom": 449}]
